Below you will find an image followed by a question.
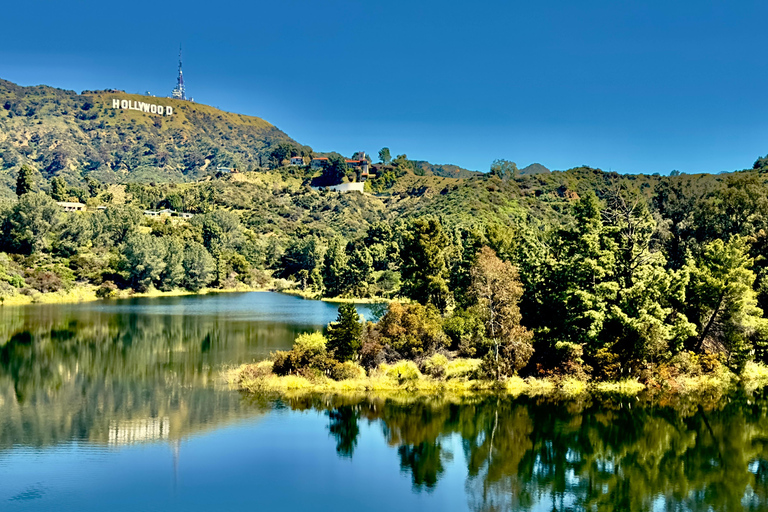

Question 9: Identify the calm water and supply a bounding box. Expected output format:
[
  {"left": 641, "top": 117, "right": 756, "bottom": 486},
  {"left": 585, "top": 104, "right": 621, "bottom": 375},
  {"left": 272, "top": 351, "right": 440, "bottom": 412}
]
[{"left": 1, "top": 292, "right": 767, "bottom": 511}]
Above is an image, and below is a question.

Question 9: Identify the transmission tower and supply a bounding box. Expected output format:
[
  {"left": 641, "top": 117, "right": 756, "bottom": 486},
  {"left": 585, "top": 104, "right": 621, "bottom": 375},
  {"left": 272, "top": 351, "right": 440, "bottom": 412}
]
[{"left": 171, "top": 46, "right": 187, "bottom": 100}]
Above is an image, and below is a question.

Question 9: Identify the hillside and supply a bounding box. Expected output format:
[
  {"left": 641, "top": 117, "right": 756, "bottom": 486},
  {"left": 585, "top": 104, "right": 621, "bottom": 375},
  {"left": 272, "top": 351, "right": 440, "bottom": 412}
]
[
  {"left": 519, "top": 163, "right": 550, "bottom": 175},
  {"left": 0, "top": 79, "right": 298, "bottom": 191},
  {"left": 412, "top": 160, "right": 481, "bottom": 178}
]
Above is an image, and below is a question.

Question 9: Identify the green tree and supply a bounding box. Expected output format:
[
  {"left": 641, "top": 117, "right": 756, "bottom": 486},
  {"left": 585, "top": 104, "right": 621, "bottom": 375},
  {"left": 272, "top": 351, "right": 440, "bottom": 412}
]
[
  {"left": 2, "top": 193, "right": 61, "bottom": 254},
  {"left": 686, "top": 236, "right": 768, "bottom": 371},
  {"left": 323, "top": 237, "right": 350, "bottom": 297},
  {"left": 326, "top": 303, "right": 363, "bottom": 362},
  {"left": 278, "top": 235, "right": 325, "bottom": 290},
  {"left": 102, "top": 206, "right": 142, "bottom": 246},
  {"left": 401, "top": 217, "right": 452, "bottom": 312},
  {"left": 378, "top": 147, "right": 392, "bottom": 165},
  {"left": 321, "top": 154, "right": 348, "bottom": 185},
  {"left": 122, "top": 233, "right": 167, "bottom": 291},
  {"left": 16, "top": 165, "right": 40, "bottom": 196},
  {"left": 489, "top": 159, "right": 517, "bottom": 180},
  {"left": 183, "top": 241, "right": 216, "bottom": 291},
  {"left": 158, "top": 237, "right": 185, "bottom": 291},
  {"left": 50, "top": 176, "right": 68, "bottom": 201}
]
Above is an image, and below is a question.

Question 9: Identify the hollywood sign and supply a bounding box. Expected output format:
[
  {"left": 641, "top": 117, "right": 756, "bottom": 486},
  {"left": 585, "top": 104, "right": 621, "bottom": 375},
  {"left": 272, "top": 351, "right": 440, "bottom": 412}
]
[{"left": 111, "top": 99, "right": 174, "bottom": 116}]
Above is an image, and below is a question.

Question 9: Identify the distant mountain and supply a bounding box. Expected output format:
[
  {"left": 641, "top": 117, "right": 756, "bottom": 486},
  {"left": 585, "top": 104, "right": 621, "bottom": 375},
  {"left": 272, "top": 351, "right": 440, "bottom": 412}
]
[
  {"left": 0, "top": 79, "right": 298, "bottom": 188},
  {"left": 412, "top": 161, "right": 481, "bottom": 179},
  {"left": 519, "top": 163, "right": 550, "bottom": 176}
]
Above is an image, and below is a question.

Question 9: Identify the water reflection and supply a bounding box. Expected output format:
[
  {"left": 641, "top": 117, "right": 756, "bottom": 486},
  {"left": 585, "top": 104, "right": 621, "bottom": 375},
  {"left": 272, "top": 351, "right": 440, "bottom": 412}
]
[
  {"left": 280, "top": 394, "right": 768, "bottom": 511},
  {"left": 0, "top": 292, "right": 371, "bottom": 451},
  {"left": 2, "top": 293, "right": 768, "bottom": 511}
]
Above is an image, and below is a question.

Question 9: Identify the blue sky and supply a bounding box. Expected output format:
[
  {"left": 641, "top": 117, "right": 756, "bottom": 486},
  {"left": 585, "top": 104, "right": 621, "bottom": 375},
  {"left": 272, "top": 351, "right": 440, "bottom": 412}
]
[{"left": 2, "top": 1, "right": 767, "bottom": 174}]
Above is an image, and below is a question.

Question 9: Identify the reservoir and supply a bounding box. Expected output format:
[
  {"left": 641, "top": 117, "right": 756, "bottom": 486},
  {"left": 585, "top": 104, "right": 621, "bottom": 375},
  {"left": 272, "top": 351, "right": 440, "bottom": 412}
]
[{"left": 1, "top": 292, "right": 766, "bottom": 511}]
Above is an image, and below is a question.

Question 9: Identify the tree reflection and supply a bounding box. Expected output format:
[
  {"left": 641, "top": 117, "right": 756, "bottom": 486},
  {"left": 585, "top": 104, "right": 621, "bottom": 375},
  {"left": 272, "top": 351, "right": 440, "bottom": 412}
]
[
  {"left": 304, "top": 393, "right": 768, "bottom": 511},
  {"left": 327, "top": 405, "right": 360, "bottom": 458},
  {"left": 0, "top": 304, "right": 303, "bottom": 450}
]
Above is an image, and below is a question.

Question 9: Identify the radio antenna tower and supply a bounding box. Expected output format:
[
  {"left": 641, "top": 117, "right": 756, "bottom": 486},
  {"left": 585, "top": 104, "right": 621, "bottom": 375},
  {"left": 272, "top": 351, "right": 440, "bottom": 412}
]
[{"left": 171, "top": 46, "right": 187, "bottom": 100}]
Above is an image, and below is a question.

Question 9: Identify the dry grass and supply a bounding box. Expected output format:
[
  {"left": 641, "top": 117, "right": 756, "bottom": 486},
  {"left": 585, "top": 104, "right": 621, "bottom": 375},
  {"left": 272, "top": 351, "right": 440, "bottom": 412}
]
[{"left": 228, "top": 358, "right": 659, "bottom": 401}]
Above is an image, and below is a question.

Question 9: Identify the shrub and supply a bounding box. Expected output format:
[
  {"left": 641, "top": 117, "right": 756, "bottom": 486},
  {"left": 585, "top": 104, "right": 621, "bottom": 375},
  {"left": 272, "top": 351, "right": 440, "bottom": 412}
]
[
  {"left": 375, "top": 302, "right": 447, "bottom": 359},
  {"left": 360, "top": 338, "right": 386, "bottom": 369},
  {"left": 96, "top": 280, "right": 118, "bottom": 299},
  {"left": 294, "top": 332, "right": 327, "bottom": 356},
  {"left": 421, "top": 353, "right": 448, "bottom": 378},
  {"left": 329, "top": 361, "right": 366, "bottom": 381},
  {"left": 25, "top": 269, "right": 63, "bottom": 293},
  {"left": 445, "top": 358, "right": 482, "bottom": 380},
  {"left": 384, "top": 360, "right": 422, "bottom": 383}
]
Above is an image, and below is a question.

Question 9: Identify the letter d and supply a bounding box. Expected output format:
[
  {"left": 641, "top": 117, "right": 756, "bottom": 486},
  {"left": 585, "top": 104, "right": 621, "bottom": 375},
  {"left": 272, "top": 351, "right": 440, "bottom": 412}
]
[{"left": 166, "top": 106, "right": 173, "bottom": 116}]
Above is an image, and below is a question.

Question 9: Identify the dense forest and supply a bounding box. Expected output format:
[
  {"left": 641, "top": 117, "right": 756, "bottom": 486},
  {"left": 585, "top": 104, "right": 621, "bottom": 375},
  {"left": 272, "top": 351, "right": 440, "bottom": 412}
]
[{"left": 2, "top": 150, "right": 768, "bottom": 384}]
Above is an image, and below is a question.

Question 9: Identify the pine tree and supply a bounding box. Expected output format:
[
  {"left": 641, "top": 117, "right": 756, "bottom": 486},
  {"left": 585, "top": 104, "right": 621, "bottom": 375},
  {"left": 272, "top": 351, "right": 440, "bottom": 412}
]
[
  {"left": 16, "top": 165, "right": 40, "bottom": 197},
  {"left": 327, "top": 304, "right": 362, "bottom": 362}
]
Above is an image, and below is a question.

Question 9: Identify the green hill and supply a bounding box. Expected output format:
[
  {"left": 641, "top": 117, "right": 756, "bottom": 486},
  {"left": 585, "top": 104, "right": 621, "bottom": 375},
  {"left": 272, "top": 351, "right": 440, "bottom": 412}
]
[
  {"left": 0, "top": 79, "right": 298, "bottom": 191},
  {"left": 412, "top": 160, "right": 481, "bottom": 179},
  {"left": 519, "top": 163, "right": 550, "bottom": 175}
]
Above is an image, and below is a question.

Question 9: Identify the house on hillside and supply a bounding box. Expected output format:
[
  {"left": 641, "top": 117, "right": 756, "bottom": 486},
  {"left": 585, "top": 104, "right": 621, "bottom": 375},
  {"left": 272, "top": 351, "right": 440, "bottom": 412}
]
[
  {"left": 311, "top": 182, "right": 365, "bottom": 193},
  {"left": 57, "top": 201, "right": 86, "bottom": 212},
  {"left": 311, "top": 157, "right": 329, "bottom": 169},
  {"left": 143, "top": 208, "right": 195, "bottom": 219},
  {"left": 290, "top": 156, "right": 305, "bottom": 166},
  {"left": 347, "top": 152, "right": 371, "bottom": 181}
]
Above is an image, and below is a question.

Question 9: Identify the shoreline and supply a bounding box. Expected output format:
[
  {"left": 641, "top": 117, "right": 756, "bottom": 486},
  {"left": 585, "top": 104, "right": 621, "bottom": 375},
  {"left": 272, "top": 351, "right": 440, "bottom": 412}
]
[
  {"left": 0, "top": 284, "right": 271, "bottom": 307},
  {"left": 0, "top": 283, "right": 395, "bottom": 307},
  {"left": 229, "top": 360, "right": 768, "bottom": 402}
]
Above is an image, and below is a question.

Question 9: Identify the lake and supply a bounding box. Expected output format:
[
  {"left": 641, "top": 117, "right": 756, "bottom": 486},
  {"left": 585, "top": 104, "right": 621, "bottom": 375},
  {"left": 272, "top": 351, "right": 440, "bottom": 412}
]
[{"left": 1, "top": 291, "right": 767, "bottom": 511}]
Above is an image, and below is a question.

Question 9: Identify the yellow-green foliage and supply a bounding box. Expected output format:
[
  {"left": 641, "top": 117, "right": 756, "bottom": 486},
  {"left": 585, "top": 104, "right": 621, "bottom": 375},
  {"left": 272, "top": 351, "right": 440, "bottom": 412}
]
[
  {"left": 383, "top": 360, "right": 422, "bottom": 382},
  {"left": 559, "top": 377, "right": 588, "bottom": 397},
  {"left": 422, "top": 353, "right": 448, "bottom": 377},
  {"left": 337, "top": 361, "right": 367, "bottom": 380},
  {"left": 595, "top": 379, "right": 646, "bottom": 396},
  {"left": 445, "top": 358, "right": 482, "bottom": 380},
  {"left": 741, "top": 361, "right": 768, "bottom": 392},
  {"left": 294, "top": 332, "right": 327, "bottom": 356}
]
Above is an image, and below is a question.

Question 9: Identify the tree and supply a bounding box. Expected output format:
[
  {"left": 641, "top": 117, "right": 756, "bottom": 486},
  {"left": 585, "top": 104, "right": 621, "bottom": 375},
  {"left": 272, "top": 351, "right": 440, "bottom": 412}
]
[
  {"left": 401, "top": 216, "right": 452, "bottom": 312},
  {"left": 50, "top": 176, "right": 68, "bottom": 201},
  {"left": 378, "top": 147, "right": 392, "bottom": 165},
  {"left": 183, "top": 241, "right": 216, "bottom": 291},
  {"left": 16, "top": 165, "right": 40, "bottom": 196},
  {"left": 470, "top": 246, "right": 533, "bottom": 378},
  {"left": 1, "top": 193, "right": 61, "bottom": 254},
  {"left": 375, "top": 302, "right": 446, "bottom": 359},
  {"left": 323, "top": 237, "right": 350, "bottom": 297},
  {"left": 686, "top": 236, "right": 768, "bottom": 371},
  {"left": 102, "top": 206, "right": 142, "bottom": 246},
  {"left": 158, "top": 237, "right": 185, "bottom": 291},
  {"left": 326, "top": 303, "right": 363, "bottom": 362},
  {"left": 122, "top": 233, "right": 167, "bottom": 291},
  {"left": 489, "top": 159, "right": 517, "bottom": 180},
  {"left": 278, "top": 235, "right": 325, "bottom": 290},
  {"left": 321, "top": 154, "right": 348, "bottom": 185}
]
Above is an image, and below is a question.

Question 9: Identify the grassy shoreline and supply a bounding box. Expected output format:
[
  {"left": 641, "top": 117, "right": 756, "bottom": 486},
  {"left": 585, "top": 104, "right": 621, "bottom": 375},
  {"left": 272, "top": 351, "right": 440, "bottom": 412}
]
[
  {"left": 228, "top": 360, "right": 768, "bottom": 401},
  {"left": 0, "top": 283, "right": 271, "bottom": 307},
  {"left": 0, "top": 283, "right": 389, "bottom": 307}
]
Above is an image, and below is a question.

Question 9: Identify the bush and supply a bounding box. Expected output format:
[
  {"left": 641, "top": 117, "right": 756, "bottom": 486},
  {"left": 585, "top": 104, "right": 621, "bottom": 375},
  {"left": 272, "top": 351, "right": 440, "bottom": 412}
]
[
  {"left": 96, "top": 280, "right": 118, "bottom": 299},
  {"left": 384, "top": 360, "right": 422, "bottom": 383},
  {"left": 445, "top": 358, "right": 482, "bottom": 380},
  {"left": 421, "top": 353, "right": 448, "bottom": 378},
  {"left": 294, "top": 332, "right": 327, "bottom": 356},
  {"left": 329, "top": 361, "right": 366, "bottom": 381},
  {"left": 375, "top": 302, "right": 447, "bottom": 359},
  {"left": 25, "top": 269, "right": 64, "bottom": 293}
]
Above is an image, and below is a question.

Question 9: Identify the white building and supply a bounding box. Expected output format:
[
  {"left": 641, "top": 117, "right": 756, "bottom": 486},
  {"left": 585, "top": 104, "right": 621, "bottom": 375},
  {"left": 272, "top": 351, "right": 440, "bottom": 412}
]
[{"left": 57, "top": 201, "right": 86, "bottom": 212}]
